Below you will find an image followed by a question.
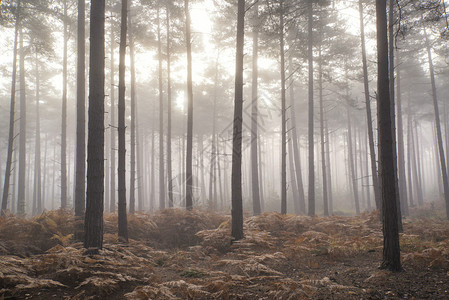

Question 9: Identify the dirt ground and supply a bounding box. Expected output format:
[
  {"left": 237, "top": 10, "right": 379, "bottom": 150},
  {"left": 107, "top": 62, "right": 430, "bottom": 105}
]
[{"left": 1, "top": 206, "right": 449, "bottom": 299}]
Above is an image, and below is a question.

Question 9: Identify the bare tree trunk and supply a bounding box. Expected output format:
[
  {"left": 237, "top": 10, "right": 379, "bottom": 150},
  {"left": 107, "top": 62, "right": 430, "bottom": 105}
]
[
  {"left": 359, "top": 0, "right": 381, "bottom": 210},
  {"left": 376, "top": 0, "right": 401, "bottom": 272},
  {"left": 288, "top": 129, "right": 300, "bottom": 214},
  {"left": 33, "top": 53, "right": 42, "bottom": 215},
  {"left": 280, "top": 0, "right": 287, "bottom": 215},
  {"left": 307, "top": 0, "right": 315, "bottom": 216},
  {"left": 251, "top": 2, "right": 261, "bottom": 216},
  {"left": 166, "top": 3, "right": 174, "bottom": 208},
  {"left": 406, "top": 97, "right": 414, "bottom": 207},
  {"left": 129, "top": 3, "right": 136, "bottom": 214},
  {"left": 61, "top": 0, "right": 68, "bottom": 209},
  {"left": 347, "top": 111, "right": 360, "bottom": 214},
  {"left": 117, "top": 0, "right": 128, "bottom": 242},
  {"left": 424, "top": 25, "right": 449, "bottom": 219},
  {"left": 396, "top": 62, "right": 408, "bottom": 216},
  {"left": 185, "top": 0, "right": 194, "bottom": 210},
  {"left": 413, "top": 122, "right": 424, "bottom": 206},
  {"left": 17, "top": 27, "right": 26, "bottom": 216},
  {"left": 232, "top": 0, "right": 245, "bottom": 241},
  {"left": 1, "top": 10, "right": 19, "bottom": 215},
  {"left": 75, "top": 0, "right": 86, "bottom": 225},
  {"left": 136, "top": 95, "right": 144, "bottom": 211},
  {"left": 325, "top": 119, "right": 333, "bottom": 214},
  {"left": 389, "top": 0, "right": 402, "bottom": 231},
  {"left": 84, "top": 0, "right": 106, "bottom": 251},
  {"left": 289, "top": 58, "right": 306, "bottom": 214},
  {"left": 157, "top": 7, "right": 165, "bottom": 210},
  {"left": 318, "top": 41, "right": 328, "bottom": 216},
  {"left": 109, "top": 15, "right": 116, "bottom": 213}
]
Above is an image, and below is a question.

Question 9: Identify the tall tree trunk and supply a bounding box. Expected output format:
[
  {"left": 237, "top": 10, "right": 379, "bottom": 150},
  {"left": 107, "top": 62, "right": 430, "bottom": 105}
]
[
  {"left": 347, "top": 111, "right": 361, "bottom": 214},
  {"left": 1, "top": 10, "right": 19, "bottom": 215},
  {"left": 406, "top": 97, "right": 414, "bottom": 207},
  {"left": 307, "top": 0, "right": 315, "bottom": 216},
  {"left": 84, "top": 0, "right": 106, "bottom": 251},
  {"left": 42, "top": 134, "right": 48, "bottom": 211},
  {"left": 359, "top": 0, "right": 381, "bottom": 210},
  {"left": 280, "top": 0, "right": 287, "bottom": 215},
  {"left": 288, "top": 128, "right": 300, "bottom": 214},
  {"left": 61, "top": 0, "right": 68, "bottom": 209},
  {"left": 251, "top": 2, "right": 261, "bottom": 216},
  {"left": 166, "top": 3, "right": 174, "bottom": 208},
  {"left": 396, "top": 61, "right": 408, "bottom": 216},
  {"left": 136, "top": 94, "right": 144, "bottom": 211},
  {"left": 109, "top": 14, "right": 116, "bottom": 213},
  {"left": 117, "top": 0, "right": 128, "bottom": 242},
  {"left": 376, "top": 0, "right": 401, "bottom": 272},
  {"left": 33, "top": 53, "right": 42, "bottom": 215},
  {"left": 325, "top": 119, "right": 333, "bottom": 214},
  {"left": 388, "top": 0, "right": 402, "bottom": 231},
  {"left": 414, "top": 123, "right": 424, "bottom": 206},
  {"left": 185, "top": 0, "right": 194, "bottom": 210},
  {"left": 318, "top": 40, "right": 329, "bottom": 216},
  {"left": 17, "top": 27, "right": 26, "bottom": 216},
  {"left": 289, "top": 58, "right": 306, "bottom": 214},
  {"left": 75, "top": 0, "right": 86, "bottom": 234},
  {"left": 129, "top": 3, "right": 136, "bottom": 214},
  {"left": 424, "top": 25, "right": 449, "bottom": 219},
  {"left": 157, "top": 7, "right": 165, "bottom": 210},
  {"left": 232, "top": 0, "right": 245, "bottom": 241}
]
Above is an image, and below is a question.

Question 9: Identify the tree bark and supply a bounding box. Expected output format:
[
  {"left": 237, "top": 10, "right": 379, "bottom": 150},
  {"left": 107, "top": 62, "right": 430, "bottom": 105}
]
[
  {"left": 75, "top": 0, "right": 86, "bottom": 241},
  {"left": 231, "top": 0, "right": 245, "bottom": 241},
  {"left": 359, "top": 0, "right": 381, "bottom": 210},
  {"left": 129, "top": 3, "right": 136, "bottom": 214},
  {"left": 424, "top": 25, "right": 449, "bottom": 219},
  {"left": 61, "top": 0, "right": 68, "bottom": 210},
  {"left": 347, "top": 111, "right": 360, "bottom": 215},
  {"left": 396, "top": 62, "right": 408, "bottom": 216},
  {"left": 280, "top": 0, "right": 287, "bottom": 215},
  {"left": 32, "top": 53, "right": 42, "bottom": 216},
  {"left": 251, "top": 2, "right": 261, "bottom": 216},
  {"left": 157, "top": 7, "right": 165, "bottom": 210},
  {"left": 185, "top": 0, "right": 194, "bottom": 210},
  {"left": 307, "top": 0, "right": 315, "bottom": 216},
  {"left": 109, "top": 14, "right": 116, "bottom": 213},
  {"left": 84, "top": 0, "right": 106, "bottom": 251},
  {"left": 376, "top": 0, "right": 401, "bottom": 272},
  {"left": 166, "top": 3, "right": 174, "bottom": 208},
  {"left": 117, "top": 0, "right": 128, "bottom": 242},
  {"left": 17, "top": 27, "right": 26, "bottom": 216},
  {"left": 1, "top": 9, "right": 19, "bottom": 215}
]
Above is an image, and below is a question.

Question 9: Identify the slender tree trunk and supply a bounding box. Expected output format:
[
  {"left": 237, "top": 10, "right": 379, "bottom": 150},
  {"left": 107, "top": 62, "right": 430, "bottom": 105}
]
[
  {"left": 150, "top": 122, "right": 155, "bottom": 211},
  {"left": 109, "top": 15, "right": 116, "bottom": 213},
  {"left": 325, "top": 119, "right": 333, "bottom": 214},
  {"left": 33, "top": 53, "right": 42, "bottom": 215},
  {"left": 318, "top": 41, "right": 329, "bottom": 216},
  {"left": 166, "top": 3, "right": 174, "bottom": 208},
  {"left": 389, "top": 0, "right": 402, "bottom": 231},
  {"left": 359, "top": 0, "right": 381, "bottom": 210},
  {"left": 376, "top": 0, "right": 401, "bottom": 272},
  {"left": 424, "top": 25, "right": 449, "bottom": 219},
  {"left": 42, "top": 135, "right": 48, "bottom": 211},
  {"left": 129, "top": 3, "right": 136, "bottom": 214},
  {"left": 61, "top": 0, "right": 68, "bottom": 209},
  {"left": 288, "top": 128, "right": 300, "bottom": 214},
  {"left": 406, "top": 97, "right": 414, "bottom": 207},
  {"left": 157, "top": 7, "right": 165, "bottom": 210},
  {"left": 136, "top": 94, "right": 144, "bottom": 211},
  {"left": 251, "top": 2, "right": 261, "bottom": 216},
  {"left": 414, "top": 123, "right": 424, "bottom": 205},
  {"left": 280, "top": 0, "right": 287, "bottom": 215},
  {"left": 84, "top": 0, "right": 106, "bottom": 251},
  {"left": 232, "top": 0, "right": 245, "bottom": 241},
  {"left": 289, "top": 58, "right": 306, "bottom": 214},
  {"left": 75, "top": 0, "right": 86, "bottom": 237},
  {"left": 17, "top": 27, "right": 26, "bottom": 216},
  {"left": 117, "top": 0, "right": 128, "bottom": 242},
  {"left": 347, "top": 111, "right": 360, "bottom": 214},
  {"left": 396, "top": 62, "right": 408, "bottom": 216},
  {"left": 1, "top": 11, "right": 19, "bottom": 215},
  {"left": 307, "top": 0, "right": 315, "bottom": 216},
  {"left": 185, "top": 0, "right": 194, "bottom": 210}
]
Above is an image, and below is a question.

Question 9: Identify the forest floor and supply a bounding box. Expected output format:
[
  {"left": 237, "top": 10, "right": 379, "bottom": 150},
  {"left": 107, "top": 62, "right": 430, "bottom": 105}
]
[{"left": 1, "top": 204, "right": 449, "bottom": 299}]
